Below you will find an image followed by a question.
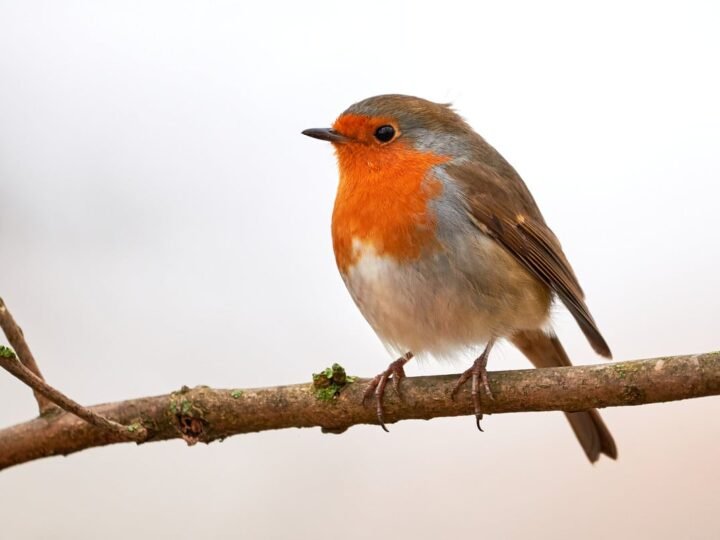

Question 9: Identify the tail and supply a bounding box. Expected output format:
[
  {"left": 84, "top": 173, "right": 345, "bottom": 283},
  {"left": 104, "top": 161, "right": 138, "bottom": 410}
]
[{"left": 510, "top": 329, "right": 618, "bottom": 463}]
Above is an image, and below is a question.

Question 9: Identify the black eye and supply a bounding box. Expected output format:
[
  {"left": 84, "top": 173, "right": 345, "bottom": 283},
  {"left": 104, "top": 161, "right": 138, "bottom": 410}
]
[{"left": 374, "top": 125, "right": 395, "bottom": 143}]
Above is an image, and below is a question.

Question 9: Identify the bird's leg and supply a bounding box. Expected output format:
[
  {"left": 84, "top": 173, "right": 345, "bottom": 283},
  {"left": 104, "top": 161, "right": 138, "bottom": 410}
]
[
  {"left": 451, "top": 339, "right": 496, "bottom": 431},
  {"left": 362, "top": 351, "right": 414, "bottom": 432}
]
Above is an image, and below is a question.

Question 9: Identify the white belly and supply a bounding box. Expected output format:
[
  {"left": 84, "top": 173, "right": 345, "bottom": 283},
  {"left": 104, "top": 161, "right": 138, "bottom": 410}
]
[{"left": 340, "top": 237, "right": 550, "bottom": 360}]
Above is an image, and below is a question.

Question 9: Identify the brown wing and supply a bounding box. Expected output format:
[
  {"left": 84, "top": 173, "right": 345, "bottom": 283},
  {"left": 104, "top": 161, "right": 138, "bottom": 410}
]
[{"left": 447, "top": 161, "right": 612, "bottom": 358}]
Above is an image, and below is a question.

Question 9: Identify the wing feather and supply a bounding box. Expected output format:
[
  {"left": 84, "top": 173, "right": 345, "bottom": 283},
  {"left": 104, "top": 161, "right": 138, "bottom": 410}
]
[{"left": 447, "top": 161, "right": 611, "bottom": 358}]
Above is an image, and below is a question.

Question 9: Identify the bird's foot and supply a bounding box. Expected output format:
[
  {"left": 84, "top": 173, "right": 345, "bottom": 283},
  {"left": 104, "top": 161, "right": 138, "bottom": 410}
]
[
  {"left": 450, "top": 341, "right": 495, "bottom": 431},
  {"left": 362, "top": 352, "right": 413, "bottom": 432}
]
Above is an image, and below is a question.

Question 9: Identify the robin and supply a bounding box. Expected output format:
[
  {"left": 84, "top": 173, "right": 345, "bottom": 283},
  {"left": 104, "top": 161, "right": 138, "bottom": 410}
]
[{"left": 302, "top": 94, "right": 617, "bottom": 462}]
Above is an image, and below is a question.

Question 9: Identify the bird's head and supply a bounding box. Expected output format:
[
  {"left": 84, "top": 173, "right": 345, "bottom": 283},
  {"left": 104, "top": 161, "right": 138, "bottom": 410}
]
[{"left": 302, "top": 94, "right": 477, "bottom": 173}]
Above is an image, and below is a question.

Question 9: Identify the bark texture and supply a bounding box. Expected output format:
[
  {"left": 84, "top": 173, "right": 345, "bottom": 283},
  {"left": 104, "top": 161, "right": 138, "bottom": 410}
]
[{"left": 0, "top": 351, "right": 717, "bottom": 471}]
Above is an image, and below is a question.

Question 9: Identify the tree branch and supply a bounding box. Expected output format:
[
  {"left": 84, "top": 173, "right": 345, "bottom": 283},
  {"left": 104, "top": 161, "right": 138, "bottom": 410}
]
[
  {"left": 0, "top": 298, "right": 146, "bottom": 442},
  {"left": 0, "top": 351, "right": 717, "bottom": 471},
  {"left": 0, "top": 347, "right": 146, "bottom": 443},
  {"left": 0, "top": 297, "right": 55, "bottom": 414}
]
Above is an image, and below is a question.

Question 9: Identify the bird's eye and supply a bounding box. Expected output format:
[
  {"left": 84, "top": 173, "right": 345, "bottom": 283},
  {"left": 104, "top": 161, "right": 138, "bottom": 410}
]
[{"left": 374, "top": 125, "right": 396, "bottom": 143}]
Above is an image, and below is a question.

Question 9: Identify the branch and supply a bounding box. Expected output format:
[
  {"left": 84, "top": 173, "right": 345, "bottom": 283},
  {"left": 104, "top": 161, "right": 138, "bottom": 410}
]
[
  {"left": 0, "top": 351, "right": 717, "bottom": 471},
  {"left": 0, "top": 347, "right": 146, "bottom": 443},
  {"left": 0, "top": 297, "right": 54, "bottom": 414},
  {"left": 0, "top": 298, "right": 146, "bottom": 442}
]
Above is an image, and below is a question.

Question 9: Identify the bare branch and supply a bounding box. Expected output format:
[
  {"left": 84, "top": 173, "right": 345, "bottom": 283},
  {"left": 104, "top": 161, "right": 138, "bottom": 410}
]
[
  {"left": 0, "top": 348, "right": 147, "bottom": 443},
  {"left": 0, "top": 351, "right": 717, "bottom": 471},
  {"left": 0, "top": 297, "right": 55, "bottom": 414},
  {"left": 0, "top": 298, "right": 146, "bottom": 442}
]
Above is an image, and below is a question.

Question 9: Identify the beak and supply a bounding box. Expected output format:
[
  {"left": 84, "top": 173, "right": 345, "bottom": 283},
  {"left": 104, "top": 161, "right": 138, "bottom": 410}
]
[{"left": 301, "top": 128, "right": 352, "bottom": 144}]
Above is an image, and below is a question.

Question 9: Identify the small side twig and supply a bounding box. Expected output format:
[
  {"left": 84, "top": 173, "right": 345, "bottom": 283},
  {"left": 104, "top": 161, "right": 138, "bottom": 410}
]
[
  {"left": 0, "top": 299, "right": 146, "bottom": 442},
  {"left": 0, "top": 297, "right": 55, "bottom": 414}
]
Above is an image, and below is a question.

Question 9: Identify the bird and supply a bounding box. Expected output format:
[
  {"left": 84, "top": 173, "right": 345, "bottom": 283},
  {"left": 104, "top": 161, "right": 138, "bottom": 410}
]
[{"left": 302, "top": 94, "right": 617, "bottom": 462}]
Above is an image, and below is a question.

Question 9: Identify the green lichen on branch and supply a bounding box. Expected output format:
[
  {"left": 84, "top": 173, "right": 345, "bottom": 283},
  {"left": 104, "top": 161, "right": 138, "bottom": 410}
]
[
  {"left": 230, "top": 389, "right": 244, "bottom": 399},
  {"left": 611, "top": 361, "right": 643, "bottom": 380},
  {"left": 311, "top": 363, "right": 356, "bottom": 401},
  {"left": 126, "top": 422, "right": 143, "bottom": 434},
  {"left": 181, "top": 399, "right": 192, "bottom": 415},
  {"left": 0, "top": 345, "right": 16, "bottom": 359},
  {"left": 168, "top": 387, "right": 202, "bottom": 417}
]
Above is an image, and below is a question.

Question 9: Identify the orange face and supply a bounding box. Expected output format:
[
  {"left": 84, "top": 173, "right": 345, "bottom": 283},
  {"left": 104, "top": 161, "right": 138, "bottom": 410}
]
[{"left": 330, "top": 114, "right": 450, "bottom": 272}]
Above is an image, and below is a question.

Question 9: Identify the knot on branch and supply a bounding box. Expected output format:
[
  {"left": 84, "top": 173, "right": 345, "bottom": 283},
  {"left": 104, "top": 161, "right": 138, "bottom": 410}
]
[
  {"left": 169, "top": 386, "right": 209, "bottom": 445},
  {"left": 176, "top": 415, "right": 206, "bottom": 445}
]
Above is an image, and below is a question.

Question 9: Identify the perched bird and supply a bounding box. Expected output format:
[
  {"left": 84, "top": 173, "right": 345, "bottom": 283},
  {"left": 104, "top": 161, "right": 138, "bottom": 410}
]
[{"left": 302, "top": 94, "right": 617, "bottom": 462}]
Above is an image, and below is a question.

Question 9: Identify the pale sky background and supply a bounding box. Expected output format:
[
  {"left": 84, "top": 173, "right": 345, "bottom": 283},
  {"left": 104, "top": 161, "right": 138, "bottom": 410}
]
[{"left": 1, "top": 1, "right": 719, "bottom": 538}]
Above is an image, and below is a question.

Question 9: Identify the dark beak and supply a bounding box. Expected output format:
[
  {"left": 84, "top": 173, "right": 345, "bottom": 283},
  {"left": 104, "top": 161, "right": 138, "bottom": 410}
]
[{"left": 301, "top": 128, "right": 352, "bottom": 143}]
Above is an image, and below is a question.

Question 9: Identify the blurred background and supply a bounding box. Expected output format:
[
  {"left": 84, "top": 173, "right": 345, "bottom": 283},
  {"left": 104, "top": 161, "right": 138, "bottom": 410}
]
[{"left": 1, "top": 1, "right": 719, "bottom": 538}]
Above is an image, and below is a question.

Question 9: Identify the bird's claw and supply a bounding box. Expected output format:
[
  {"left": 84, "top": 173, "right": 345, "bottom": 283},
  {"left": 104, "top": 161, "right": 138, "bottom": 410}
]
[
  {"left": 362, "top": 355, "right": 411, "bottom": 431},
  {"left": 450, "top": 344, "right": 494, "bottom": 430}
]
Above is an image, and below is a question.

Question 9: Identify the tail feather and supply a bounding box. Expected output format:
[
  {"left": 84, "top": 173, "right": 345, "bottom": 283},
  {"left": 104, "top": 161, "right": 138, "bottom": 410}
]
[{"left": 510, "top": 329, "right": 618, "bottom": 462}]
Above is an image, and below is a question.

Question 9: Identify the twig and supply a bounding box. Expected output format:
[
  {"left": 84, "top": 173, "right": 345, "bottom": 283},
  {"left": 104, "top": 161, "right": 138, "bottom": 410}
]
[
  {"left": 0, "top": 297, "right": 55, "bottom": 414},
  {"left": 0, "top": 351, "right": 717, "bottom": 471},
  {"left": 0, "top": 347, "right": 146, "bottom": 443},
  {"left": 0, "top": 298, "right": 146, "bottom": 442}
]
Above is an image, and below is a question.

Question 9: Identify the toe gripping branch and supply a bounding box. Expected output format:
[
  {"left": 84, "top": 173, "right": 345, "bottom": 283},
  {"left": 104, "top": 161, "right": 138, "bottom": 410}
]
[{"left": 362, "top": 352, "right": 413, "bottom": 431}]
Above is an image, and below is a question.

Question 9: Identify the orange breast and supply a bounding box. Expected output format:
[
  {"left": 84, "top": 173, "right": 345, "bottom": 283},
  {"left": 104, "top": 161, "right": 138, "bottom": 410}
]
[{"left": 331, "top": 133, "right": 449, "bottom": 273}]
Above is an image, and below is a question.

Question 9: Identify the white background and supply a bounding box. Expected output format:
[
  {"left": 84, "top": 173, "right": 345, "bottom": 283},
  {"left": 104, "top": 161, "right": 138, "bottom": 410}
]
[{"left": 1, "top": 1, "right": 719, "bottom": 538}]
